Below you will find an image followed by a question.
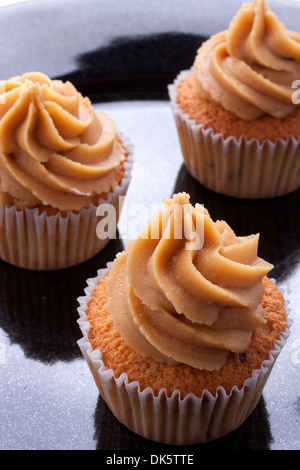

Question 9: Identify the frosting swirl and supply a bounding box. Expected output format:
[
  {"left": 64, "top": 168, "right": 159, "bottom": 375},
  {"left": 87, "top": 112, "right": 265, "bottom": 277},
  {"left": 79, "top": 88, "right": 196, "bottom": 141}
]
[
  {"left": 0, "top": 72, "right": 124, "bottom": 211},
  {"left": 106, "top": 193, "right": 273, "bottom": 371},
  {"left": 193, "top": 0, "right": 300, "bottom": 119}
]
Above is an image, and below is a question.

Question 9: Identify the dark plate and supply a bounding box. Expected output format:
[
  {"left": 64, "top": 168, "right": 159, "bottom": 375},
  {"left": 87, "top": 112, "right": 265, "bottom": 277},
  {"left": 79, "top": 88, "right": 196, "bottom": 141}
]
[{"left": 0, "top": 0, "right": 299, "bottom": 451}]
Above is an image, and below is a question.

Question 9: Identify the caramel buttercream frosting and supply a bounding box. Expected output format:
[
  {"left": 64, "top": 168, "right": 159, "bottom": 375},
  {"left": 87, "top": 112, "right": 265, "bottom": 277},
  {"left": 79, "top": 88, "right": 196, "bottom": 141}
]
[
  {"left": 193, "top": 0, "right": 300, "bottom": 120},
  {"left": 106, "top": 193, "right": 273, "bottom": 371},
  {"left": 0, "top": 72, "right": 125, "bottom": 211}
]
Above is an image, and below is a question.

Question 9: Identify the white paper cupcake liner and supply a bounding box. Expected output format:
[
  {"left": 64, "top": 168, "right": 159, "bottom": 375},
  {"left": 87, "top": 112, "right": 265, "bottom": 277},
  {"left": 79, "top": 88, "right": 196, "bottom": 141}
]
[
  {"left": 168, "top": 69, "right": 300, "bottom": 199},
  {"left": 77, "top": 263, "right": 291, "bottom": 445},
  {"left": 0, "top": 132, "right": 133, "bottom": 271}
]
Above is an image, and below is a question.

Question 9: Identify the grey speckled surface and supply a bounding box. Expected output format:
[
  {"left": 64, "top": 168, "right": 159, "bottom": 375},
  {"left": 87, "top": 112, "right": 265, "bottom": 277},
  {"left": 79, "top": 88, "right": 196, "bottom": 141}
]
[{"left": 1, "top": 0, "right": 300, "bottom": 78}]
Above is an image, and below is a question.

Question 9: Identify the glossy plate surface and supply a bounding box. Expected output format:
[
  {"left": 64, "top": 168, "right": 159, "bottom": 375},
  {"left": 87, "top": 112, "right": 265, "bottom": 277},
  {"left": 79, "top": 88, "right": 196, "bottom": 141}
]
[{"left": 0, "top": 0, "right": 299, "bottom": 450}]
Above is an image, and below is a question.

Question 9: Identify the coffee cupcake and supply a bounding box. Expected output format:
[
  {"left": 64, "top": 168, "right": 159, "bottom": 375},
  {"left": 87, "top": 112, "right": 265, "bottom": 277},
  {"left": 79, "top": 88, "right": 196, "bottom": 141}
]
[
  {"left": 77, "top": 192, "right": 290, "bottom": 444},
  {"left": 0, "top": 72, "right": 133, "bottom": 270},
  {"left": 168, "top": 0, "right": 300, "bottom": 198}
]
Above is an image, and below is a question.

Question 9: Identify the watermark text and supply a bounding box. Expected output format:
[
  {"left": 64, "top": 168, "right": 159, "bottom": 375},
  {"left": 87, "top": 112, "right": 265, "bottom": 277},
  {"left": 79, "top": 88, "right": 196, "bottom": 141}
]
[{"left": 96, "top": 197, "right": 204, "bottom": 250}]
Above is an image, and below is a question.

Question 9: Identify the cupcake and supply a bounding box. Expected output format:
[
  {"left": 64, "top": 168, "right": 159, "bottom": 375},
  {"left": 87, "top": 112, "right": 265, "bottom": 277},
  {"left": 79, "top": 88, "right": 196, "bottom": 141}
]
[
  {"left": 168, "top": 0, "right": 300, "bottom": 199},
  {"left": 77, "top": 192, "right": 290, "bottom": 445},
  {"left": 0, "top": 72, "right": 133, "bottom": 270}
]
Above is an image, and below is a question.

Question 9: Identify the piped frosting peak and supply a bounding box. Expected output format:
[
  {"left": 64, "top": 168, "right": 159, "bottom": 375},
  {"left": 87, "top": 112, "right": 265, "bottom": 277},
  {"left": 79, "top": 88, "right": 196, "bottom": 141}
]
[
  {"left": 0, "top": 72, "right": 124, "bottom": 210},
  {"left": 194, "top": 0, "right": 300, "bottom": 119},
  {"left": 106, "top": 193, "right": 273, "bottom": 371}
]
